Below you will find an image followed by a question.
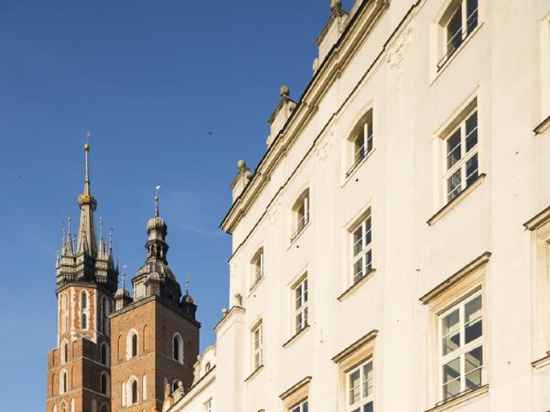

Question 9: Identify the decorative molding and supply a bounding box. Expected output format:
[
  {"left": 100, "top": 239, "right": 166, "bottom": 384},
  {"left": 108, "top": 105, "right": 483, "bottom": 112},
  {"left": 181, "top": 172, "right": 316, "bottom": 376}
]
[
  {"left": 337, "top": 269, "right": 376, "bottom": 301},
  {"left": 279, "top": 376, "right": 312, "bottom": 401},
  {"left": 524, "top": 205, "right": 550, "bottom": 231},
  {"left": 532, "top": 352, "right": 550, "bottom": 369},
  {"left": 419, "top": 252, "right": 491, "bottom": 305},
  {"left": 282, "top": 325, "right": 310, "bottom": 348},
  {"left": 244, "top": 365, "right": 264, "bottom": 383},
  {"left": 332, "top": 329, "right": 378, "bottom": 364},
  {"left": 534, "top": 115, "right": 550, "bottom": 135}
]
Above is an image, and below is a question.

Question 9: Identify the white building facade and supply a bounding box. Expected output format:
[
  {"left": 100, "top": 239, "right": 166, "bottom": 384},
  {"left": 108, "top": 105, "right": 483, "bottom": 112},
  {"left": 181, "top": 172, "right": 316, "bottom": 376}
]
[{"left": 168, "top": 0, "right": 550, "bottom": 411}]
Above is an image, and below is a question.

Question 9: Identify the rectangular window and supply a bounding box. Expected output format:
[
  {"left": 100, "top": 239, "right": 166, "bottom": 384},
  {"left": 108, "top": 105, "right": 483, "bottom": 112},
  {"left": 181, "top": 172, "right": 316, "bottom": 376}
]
[
  {"left": 204, "top": 398, "right": 213, "bottom": 412},
  {"left": 251, "top": 248, "right": 264, "bottom": 287},
  {"left": 291, "top": 399, "right": 308, "bottom": 412},
  {"left": 293, "top": 276, "right": 309, "bottom": 333},
  {"left": 443, "top": 107, "right": 479, "bottom": 202},
  {"left": 347, "top": 359, "right": 374, "bottom": 412},
  {"left": 439, "top": 291, "right": 483, "bottom": 401},
  {"left": 348, "top": 110, "right": 374, "bottom": 176},
  {"left": 438, "top": 0, "right": 479, "bottom": 69},
  {"left": 252, "top": 321, "right": 263, "bottom": 370},
  {"left": 351, "top": 210, "right": 373, "bottom": 284}
]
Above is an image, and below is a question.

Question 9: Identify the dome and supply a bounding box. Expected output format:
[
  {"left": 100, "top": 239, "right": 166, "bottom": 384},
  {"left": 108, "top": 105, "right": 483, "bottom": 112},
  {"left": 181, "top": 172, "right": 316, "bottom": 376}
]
[{"left": 147, "top": 216, "right": 167, "bottom": 232}]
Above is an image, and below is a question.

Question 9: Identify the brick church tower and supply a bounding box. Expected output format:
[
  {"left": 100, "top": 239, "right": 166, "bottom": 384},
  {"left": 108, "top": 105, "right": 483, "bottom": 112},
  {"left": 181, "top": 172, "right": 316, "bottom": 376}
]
[
  {"left": 110, "top": 192, "right": 200, "bottom": 412},
  {"left": 46, "top": 144, "right": 118, "bottom": 412}
]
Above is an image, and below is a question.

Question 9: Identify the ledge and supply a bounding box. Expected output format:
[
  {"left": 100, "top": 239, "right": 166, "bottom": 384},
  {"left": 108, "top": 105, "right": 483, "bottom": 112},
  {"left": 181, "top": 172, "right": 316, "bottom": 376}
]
[
  {"left": 244, "top": 365, "right": 264, "bottom": 383},
  {"left": 332, "top": 329, "right": 378, "bottom": 364},
  {"left": 343, "top": 148, "right": 376, "bottom": 183},
  {"left": 282, "top": 325, "right": 310, "bottom": 348},
  {"left": 425, "top": 385, "right": 489, "bottom": 412},
  {"left": 534, "top": 115, "right": 550, "bottom": 135},
  {"left": 337, "top": 269, "right": 376, "bottom": 301},
  {"left": 524, "top": 205, "right": 550, "bottom": 231},
  {"left": 532, "top": 352, "right": 550, "bottom": 369},
  {"left": 419, "top": 252, "right": 491, "bottom": 304},
  {"left": 279, "top": 376, "right": 312, "bottom": 401},
  {"left": 289, "top": 222, "right": 311, "bottom": 246},
  {"left": 427, "top": 174, "right": 486, "bottom": 226}
]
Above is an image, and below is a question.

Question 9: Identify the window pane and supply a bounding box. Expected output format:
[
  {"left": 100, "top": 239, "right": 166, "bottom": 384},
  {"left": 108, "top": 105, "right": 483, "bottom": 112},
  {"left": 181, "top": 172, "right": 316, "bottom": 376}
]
[
  {"left": 355, "top": 134, "right": 366, "bottom": 163},
  {"left": 442, "top": 310, "right": 460, "bottom": 355},
  {"left": 447, "top": 130, "right": 462, "bottom": 169},
  {"left": 466, "top": 0, "right": 479, "bottom": 33},
  {"left": 364, "top": 401, "right": 374, "bottom": 412},
  {"left": 365, "top": 250, "right": 373, "bottom": 272},
  {"left": 465, "top": 296, "right": 482, "bottom": 343},
  {"left": 443, "top": 358, "right": 461, "bottom": 383},
  {"left": 363, "top": 362, "right": 373, "bottom": 398},
  {"left": 365, "top": 217, "right": 372, "bottom": 245},
  {"left": 443, "top": 378, "right": 461, "bottom": 400},
  {"left": 349, "top": 369, "right": 361, "bottom": 405},
  {"left": 354, "top": 226, "right": 363, "bottom": 256},
  {"left": 447, "top": 6, "right": 463, "bottom": 53},
  {"left": 447, "top": 170, "right": 462, "bottom": 200},
  {"left": 302, "top": 401, "right": 308, "bottom": 412},
  {"left": 465, "top": 112, "right": 478, "bottom": 151},
  {"left": 296, "top": 313, "right": 303, "bottom": 331},
  {"left": 465, "top": 346, "right": 483, "bottom": 389},
  {"left": 354, "top": 259, "right": 364, "bottom": 282},
  {"left": 295, "top": 287, "right": 302, "bottom": 309},
  {"left": 466, "top": 154, "right": 479, "bottom": 186},
  {"left": 304, "top": 279, "right": 308, "bottom": 302}
]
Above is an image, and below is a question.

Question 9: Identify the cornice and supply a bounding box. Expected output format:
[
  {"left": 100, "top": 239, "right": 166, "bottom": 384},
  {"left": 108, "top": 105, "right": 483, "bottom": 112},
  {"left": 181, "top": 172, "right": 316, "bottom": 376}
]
[{"left": 220, "top": 0, "right": 390, "bottom": 234}]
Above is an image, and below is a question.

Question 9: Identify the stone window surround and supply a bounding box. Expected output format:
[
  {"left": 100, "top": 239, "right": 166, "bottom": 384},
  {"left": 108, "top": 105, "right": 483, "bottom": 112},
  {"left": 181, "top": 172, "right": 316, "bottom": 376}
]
[{"left": 279, "top": 376, "right": 312, "bottom": 412}]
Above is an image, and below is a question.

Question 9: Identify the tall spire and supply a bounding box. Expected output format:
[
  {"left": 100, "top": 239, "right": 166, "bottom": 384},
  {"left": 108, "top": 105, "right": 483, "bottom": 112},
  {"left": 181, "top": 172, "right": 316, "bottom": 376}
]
[
  {"left": 76, "top": 137, "right": 98, "bottom": 256},
  {"left": 145, "top": 185, "right": 169, "bottom": 264}
]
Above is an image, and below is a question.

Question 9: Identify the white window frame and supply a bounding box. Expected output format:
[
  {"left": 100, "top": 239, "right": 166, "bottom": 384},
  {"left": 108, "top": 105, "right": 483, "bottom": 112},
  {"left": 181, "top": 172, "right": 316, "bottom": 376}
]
[
  {"left": 292, "top": 190, "right": 310, "bottom": 239},
  {"left": 251, "top": 321, "right": 264, "bottom": 370},
  {"left": 438, "top": 290, "right": 484, "bottom": 401},
  {"left": 126, "top": 376, "right": 139, "bottom": 405},
  {"left": 291, "top": 399, "right": 308, "bottom": 412},
  {"left": 292, "top": 276, "right": 309, "bottom": 334},
  {"left": 346, "top": 358, "right": 374, "bottom": 412},
  {"left": 347, "top": 109, "right": 374, "bottom": 177},
  {"left": 60, "top": 369, "right": 68, "bottom": 394},
  {"left": 442, "top": 104, "right": 479, "bottom": 203},
  {"left": 438, "top": 0, "right": 479, "bottom": 70},
  {"left": 250, "top": 248, "right": 264, "bottom": 288},
  {"left": 126, "top": 329, "right": 139, "bottom": 360},
  {"left": 350, "top": 210, "right": 373, "bottom": 285}
]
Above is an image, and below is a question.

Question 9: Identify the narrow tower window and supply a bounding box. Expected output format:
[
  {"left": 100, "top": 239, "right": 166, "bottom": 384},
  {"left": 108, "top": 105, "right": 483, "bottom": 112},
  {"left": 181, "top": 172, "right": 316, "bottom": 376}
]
[
  {"left": 127, "top": 330, "right": 139, "bottom": 359},
  {"left": 81, "top": 291, "right": 89, "bottom": 330},
  {"left": 100, "top": 343, "right": 108, "bottom": 365},
  {"left": 131, "top": 380, "right": 138, "bottom": 404},
  {"left": 172, "top": 333, "right": 184, "bottom": 364}
]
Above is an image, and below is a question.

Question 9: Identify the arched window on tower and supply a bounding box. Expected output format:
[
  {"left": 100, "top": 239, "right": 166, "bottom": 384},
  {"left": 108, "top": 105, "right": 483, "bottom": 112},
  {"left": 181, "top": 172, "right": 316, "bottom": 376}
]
[
  {"left": 131, "top": 379, "right": 138, "bottom": 404},
  {"left": 61, "top": 341, "right": 69, "bottom": 364},
  {"left": 81, "top": 291, "right": 89, "bottom": 330},
  {"left": 172, "top": 333, "right": 184, "bottom": 364},
  {"left": 100, "top": 297, "right": 110, "bottom": 334},
  {"left": 100, "top": 372, "right": 109, "bottom": 396},
  {"left": 100, "top": 342, "right": 108, "bottom": 365},
  {"left": 127, "top": 330, "right": 138, "bottom": 359},
  {"left": 60, "top": 370, "right": 68, "bottom": 394}
]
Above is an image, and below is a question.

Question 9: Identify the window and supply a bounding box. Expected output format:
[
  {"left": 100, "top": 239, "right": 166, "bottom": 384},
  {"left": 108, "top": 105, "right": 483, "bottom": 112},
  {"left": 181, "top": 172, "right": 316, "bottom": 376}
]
[
  {"left": 172, "top": 333, "right": 184, "bottom": 364},
  {"left": 250, "top": 248, "right": 264, "bottom": 288},
  {"left": 127, "top": 330, "right": 139, "bottom": 359},
  {"left": 438, "top": 0, "right": 479, "bottom": 69},
  {"left": 347, "top": 109, "right": 374, "bottom": 176},
  {"left": 291, "top": 399, "right": 308, "bottom": 412},
  {"left": 292, "top": 190, "right": 310, "bottom": 238},
  {"left": 60, "top": 370, "right": 68, "bottom": 394},
  {"left": 204, "top": 398, "right": 213, "bottom": 412},
  {"left": 100, "top": 343, "right": 108, "bottom": 365},
  {"left": 443, "top": 106, "right": 479, "bottom": 202},
  {"left": 351, "top": 210, "right": 373, "bottom": 284},
  {"left": 126, "top": 378, "right": 138, "bottom": 405},
  {"left": 251, "top": 321, "right": 263, "bottom": 370},
  {"left": 293, "top": 276, "right": 309, "bottom": 333},
  {"left": 171, "top": 380, "right": 179, "bottom": 393},
  {"left": 100, "top": 297, "right": 109, "bottom": 335},
  {"left": 347, "top": 360, "right": 374, "bottom": 412},
  {"left": 143, "top": 375, "right": 148, "bottom": 401},
  {"left": 61, "top": 341, "right": 69, "bottom": 364},
  {"left": 439, "top": 291, "right": 483, "bottom": 401},
  {"left": 81, "top": 291, "right": 89, "bottom": 330},
  {"left": 100, "top": 373, "right": 108, "bottom": 395}
]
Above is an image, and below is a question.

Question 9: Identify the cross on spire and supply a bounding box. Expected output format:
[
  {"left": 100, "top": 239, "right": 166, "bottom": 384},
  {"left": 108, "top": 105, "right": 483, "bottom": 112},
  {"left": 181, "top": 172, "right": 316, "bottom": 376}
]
[{"left": 154, "top": 185, "right": 161, "bottom": 217}]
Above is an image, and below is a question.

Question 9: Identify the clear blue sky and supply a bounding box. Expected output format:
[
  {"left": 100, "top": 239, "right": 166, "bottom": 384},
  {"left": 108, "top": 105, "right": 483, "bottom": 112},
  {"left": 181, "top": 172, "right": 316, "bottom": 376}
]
[{"left": 0, "top": 1, "right": 351, "bottom": 410}]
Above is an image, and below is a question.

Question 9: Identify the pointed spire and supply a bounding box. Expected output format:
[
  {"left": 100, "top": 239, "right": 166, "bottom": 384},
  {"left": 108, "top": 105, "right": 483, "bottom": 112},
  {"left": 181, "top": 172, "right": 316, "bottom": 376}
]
[
  {"left": 77, "top": 136, "right": 98, "bottom": 256},
  {"left": 155, "top": 185, "right": 161, "bottom": 217},
  {"left": 62, "top": 217, "right": 74, "bottom": 256}
]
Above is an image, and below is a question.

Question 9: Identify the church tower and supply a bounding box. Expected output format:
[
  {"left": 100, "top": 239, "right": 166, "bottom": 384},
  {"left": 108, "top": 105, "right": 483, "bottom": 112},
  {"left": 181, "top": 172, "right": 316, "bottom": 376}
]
[
  {"left": 46, "top": 144, "right": 118, "bottom": 412},
  {"left": 110, "top": 192, "right": 200, "bottom": 412}
]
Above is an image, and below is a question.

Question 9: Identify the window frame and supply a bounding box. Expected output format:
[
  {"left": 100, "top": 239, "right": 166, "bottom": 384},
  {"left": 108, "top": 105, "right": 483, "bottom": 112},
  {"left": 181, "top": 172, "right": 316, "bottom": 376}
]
[
  {"left": 250, "top": 247, "right": 265, "bottom": 289},
  {"left": 346, "top": 358, "right": 374, "bottom": 412},
  {"left": 251, "top": 320, "right": 264, "bottom": 371},
  {"left": 80, "top": 290, "right": 89, "bottom": 331},
  {"left": 127, "top": 330, "right": 139, "bottom": 360},
  {"left": 292, "top": 275, "right": 309, "bottom": 335},
  {"left": 291, "top": 189, "right": 310, "bottom": 240},
  {"left": 437, "top": 0, "right": 479, "bottom": 70},
  {"left": 60, "top": 369, "right": 68, "bottom": 394},
  {"left": 346, "top": 109, "right": 374, "bottom": 177},
  {"left": 437, "top": 289, "right": 484, "bottom": 402},
  {"left": 290, "top": 399, "right": 308, "bottom": 412},
  {"left": 204, "top": 398, "right": 213, "bottom": 412},
  {"left": 350, "top": 209, "right": 373, "bottom": 286},
  {"left": 100, "top": 372, "right": 109, "bottom": 396},
  {"left": 172, "top": 333, "right": 184, "bottom": 365}
]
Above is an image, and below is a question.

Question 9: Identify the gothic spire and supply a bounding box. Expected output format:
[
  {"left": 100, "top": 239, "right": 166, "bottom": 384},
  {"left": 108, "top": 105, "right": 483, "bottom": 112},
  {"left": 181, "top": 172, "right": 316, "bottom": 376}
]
[
  {"left": 76, "top": 140, "right": 98, "bottom": 256},
  {"left": 62, "top": 217, "right": 74, "bottom": 256},
  {"left": 146, "top": 186, "right": 169, "bottom": 264}
]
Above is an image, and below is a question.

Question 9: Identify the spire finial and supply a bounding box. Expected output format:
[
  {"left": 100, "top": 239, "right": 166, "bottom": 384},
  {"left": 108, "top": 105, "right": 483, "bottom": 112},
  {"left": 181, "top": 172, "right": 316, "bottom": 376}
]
[
  {"left": 84, "top": 131, "right": 91, "bottom": 194},
  {"left": 154, "top": 185, "right": 161, "bottom": 218},
  {"left": 99, "top": 216, "right": 103, "bottom": 241},
  {"left": 121, "top": 264, "right": 128, "bottom": 290}
]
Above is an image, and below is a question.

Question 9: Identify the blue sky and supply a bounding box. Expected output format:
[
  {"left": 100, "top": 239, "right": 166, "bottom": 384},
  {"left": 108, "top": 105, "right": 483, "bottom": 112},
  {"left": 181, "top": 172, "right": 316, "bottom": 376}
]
[{"left": 0, "top": 1, "right": 350, "bottom": 410}]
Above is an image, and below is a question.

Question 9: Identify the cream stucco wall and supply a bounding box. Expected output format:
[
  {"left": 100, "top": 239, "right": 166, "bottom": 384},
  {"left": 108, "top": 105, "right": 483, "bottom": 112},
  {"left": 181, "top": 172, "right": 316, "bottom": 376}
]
[{"left": 171, "top": 0, "right": 550, "bottom": 411}]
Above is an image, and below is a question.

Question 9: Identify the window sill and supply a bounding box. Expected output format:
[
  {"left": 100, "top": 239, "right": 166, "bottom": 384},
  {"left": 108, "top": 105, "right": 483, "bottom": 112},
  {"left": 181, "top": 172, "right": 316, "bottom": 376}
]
[
  {"left": 289, "top": 222, "right": 311, "bottom": 247},
  {"left": 532, "top": 351, "right": 550, "bottom": 369},
  {"left": 427, "top": 173, "right": 486, "bottom": 226},
  {"left": 244, "top": 365, "right": 264, "bottom": 383},
  {"left": 534, "top": 114, "right": 550, "bottom": 135},
  {"left": 431, "top": 23, "right": 484, "bottom": 86},
  {"left": 282, "top": 325, "right": 310, "bottom": 348},
  {"left": 337, "top": 269, "right": 376, "bottom": 302},
  {"left": 343, "top": 148, "right": 376, "bottom": 186},
  {"left": 425, "top": 385, "right": 489, "bottom": 412},
  {"left": 248, "top": 276, "right": 265, "bottom": 296}
]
